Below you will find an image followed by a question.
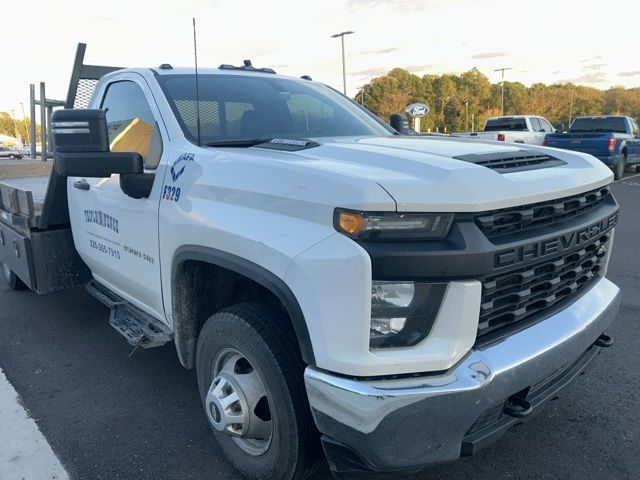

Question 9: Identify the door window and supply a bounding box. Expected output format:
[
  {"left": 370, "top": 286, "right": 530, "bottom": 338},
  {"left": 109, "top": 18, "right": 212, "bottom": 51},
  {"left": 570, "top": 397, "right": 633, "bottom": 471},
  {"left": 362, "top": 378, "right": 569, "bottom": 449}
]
[
  {"left": 100, "top": 81, "right": 163, "bottom": 169},
  {"left": 539, "top": 118, "right": 554, "bottom": 132},
  {"left": 529, "top": 118, "right": 541, "bottom": 132}
]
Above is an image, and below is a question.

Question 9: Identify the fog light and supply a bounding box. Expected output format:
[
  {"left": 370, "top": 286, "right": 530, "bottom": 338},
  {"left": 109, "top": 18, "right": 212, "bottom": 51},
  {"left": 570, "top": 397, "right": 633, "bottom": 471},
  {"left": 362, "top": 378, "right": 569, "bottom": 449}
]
[
  {"left": 370, "top": 281, "right": 447, "bottom": 349},
  {"left": 371, "top": 317, "right": 408, "bottom": 336}
]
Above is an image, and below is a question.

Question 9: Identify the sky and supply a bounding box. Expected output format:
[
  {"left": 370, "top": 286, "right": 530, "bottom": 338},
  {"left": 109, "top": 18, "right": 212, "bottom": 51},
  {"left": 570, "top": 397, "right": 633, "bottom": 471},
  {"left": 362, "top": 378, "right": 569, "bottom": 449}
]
[{"left": 3, "top": 0, "right": 640, "bottom": 115}]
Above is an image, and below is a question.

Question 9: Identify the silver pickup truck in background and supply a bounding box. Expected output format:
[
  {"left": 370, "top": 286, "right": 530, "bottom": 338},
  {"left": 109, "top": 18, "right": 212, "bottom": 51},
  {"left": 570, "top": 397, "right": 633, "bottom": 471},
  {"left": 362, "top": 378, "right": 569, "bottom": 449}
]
[{"left": 453, "top": 115, "right": 557, "bottom": 145}]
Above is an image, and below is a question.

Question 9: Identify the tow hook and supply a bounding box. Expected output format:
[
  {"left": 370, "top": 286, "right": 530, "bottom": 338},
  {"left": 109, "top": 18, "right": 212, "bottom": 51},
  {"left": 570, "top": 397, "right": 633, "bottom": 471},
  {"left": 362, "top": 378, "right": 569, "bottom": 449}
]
[
  {"left": 504, "top": 395, "right": 533, "bottom": 418},
  {"left": 595, "top": 333, "right": 614, "bottom": 348}
]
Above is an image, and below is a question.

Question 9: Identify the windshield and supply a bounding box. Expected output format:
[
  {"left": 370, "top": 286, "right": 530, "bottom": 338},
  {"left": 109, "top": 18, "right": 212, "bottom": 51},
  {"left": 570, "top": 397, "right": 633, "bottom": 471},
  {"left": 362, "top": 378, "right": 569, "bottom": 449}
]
[
  {"left": 158, "top": 74, "right": 393, "bottom": 144},
  {"left": 570, "top": 117, "right": 628, "bottom": 133},
  {"left": 483, "top": 117, "right": 528, "bottom": 131}
]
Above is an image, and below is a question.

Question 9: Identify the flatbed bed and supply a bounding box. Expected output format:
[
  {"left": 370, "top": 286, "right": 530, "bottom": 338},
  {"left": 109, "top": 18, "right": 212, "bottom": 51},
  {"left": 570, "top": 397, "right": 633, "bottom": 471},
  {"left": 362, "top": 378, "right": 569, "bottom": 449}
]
[
  {"left": 0, "top": 176, "right": 48, "bottom": 229},
  {"left": 0, "top": 164, "right": 90, "bottom": 294}
]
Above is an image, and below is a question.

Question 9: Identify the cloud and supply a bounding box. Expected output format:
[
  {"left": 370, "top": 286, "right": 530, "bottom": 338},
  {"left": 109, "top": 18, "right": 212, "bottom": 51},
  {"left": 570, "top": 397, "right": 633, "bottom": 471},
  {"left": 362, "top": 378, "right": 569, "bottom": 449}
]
[
  {"left": 580, "top": 55, "right": 603, "bottom": 63},
  {"left": 405, "top": 64, "right": 437, "bottom": 74},
  {"left": 552, "top": 70, "right": 562, "bottom": 75},
  {"left": 582, "top": 63, "right": 607, "bottom": 71},
  {"left": 353, "top": 63, "right": 442, "bottom": 78},
  {"left": 563, "top": 72, "right": 606, "bottom": 84},
  {"left": 471, "top": 51, "right": 508, "bottom": 59},
  {"left": 619, "top": 70, "right": 640, "bottom": 77},
  {"left": 357, "top": 47, "right": 400, "bottom": 55},
  {"left": 352, "top": 66, "right": 389, "bottom": 77}
]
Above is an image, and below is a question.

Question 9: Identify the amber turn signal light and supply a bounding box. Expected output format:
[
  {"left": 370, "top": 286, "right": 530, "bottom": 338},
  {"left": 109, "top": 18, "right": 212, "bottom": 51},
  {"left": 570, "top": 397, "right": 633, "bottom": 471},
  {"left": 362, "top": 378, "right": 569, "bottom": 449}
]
[{"left": 338, "top": 211, "right": 366, "bottom": 235}]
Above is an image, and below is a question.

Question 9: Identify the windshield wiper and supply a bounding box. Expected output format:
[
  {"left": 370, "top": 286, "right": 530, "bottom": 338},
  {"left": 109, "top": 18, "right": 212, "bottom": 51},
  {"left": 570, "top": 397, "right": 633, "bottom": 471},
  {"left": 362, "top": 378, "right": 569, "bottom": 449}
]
[{"left": 206, "top": 138, "right": 271, "bottom": 147}]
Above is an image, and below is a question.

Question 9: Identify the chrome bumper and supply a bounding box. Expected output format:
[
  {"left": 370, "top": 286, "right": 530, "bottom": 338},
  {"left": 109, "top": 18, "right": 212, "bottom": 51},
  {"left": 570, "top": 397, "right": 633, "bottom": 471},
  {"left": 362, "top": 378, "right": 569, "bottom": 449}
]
[{"left": 304, "top": 278, "right": 621, "bottom": 474}]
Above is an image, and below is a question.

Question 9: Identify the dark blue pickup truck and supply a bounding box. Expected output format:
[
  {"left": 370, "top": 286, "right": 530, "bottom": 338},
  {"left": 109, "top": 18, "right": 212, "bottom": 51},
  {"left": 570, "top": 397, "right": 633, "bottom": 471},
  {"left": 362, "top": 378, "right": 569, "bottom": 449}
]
[{"left": 544, "top": 115, "right": 640, "bottom": 179}]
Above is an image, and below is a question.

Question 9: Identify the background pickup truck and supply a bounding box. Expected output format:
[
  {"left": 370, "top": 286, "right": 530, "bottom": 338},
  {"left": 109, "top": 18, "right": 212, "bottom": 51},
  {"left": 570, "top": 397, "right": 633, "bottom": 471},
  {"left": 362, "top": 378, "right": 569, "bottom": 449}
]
[
  {"left": 544, "top": 115, "right": 640, "bottom": 180},
  {"left": 0, "top": 63, "right": 621, "bottom": 480},
  {"left": 452, "top": 115, "right": 556, "bottom": 145}
]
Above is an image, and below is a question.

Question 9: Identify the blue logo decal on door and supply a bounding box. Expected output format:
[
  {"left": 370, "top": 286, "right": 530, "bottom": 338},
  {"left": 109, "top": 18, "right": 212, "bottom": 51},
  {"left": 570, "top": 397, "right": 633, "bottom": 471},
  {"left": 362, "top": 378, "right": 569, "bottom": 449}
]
[{"left": 170, "top": 152, "right": 195, "bottom": 182}]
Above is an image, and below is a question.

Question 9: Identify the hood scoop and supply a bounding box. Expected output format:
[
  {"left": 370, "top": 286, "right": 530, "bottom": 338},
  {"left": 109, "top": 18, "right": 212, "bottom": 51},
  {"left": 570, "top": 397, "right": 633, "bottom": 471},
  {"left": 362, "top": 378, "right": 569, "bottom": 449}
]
[{"left": 453, "top": 150, "right": 566, "bottom": 173}]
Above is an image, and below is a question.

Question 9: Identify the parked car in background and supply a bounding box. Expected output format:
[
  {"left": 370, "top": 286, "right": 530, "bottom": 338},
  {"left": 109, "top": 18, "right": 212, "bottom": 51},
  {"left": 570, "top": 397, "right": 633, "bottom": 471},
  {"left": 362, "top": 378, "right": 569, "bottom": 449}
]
[
  {"left": 452, "top": 115, "right": 557, "bottom": 145},
  {"left": 544, "top": 116, "right": 640, "bottom": 180},
  {"left": 0, "top": 146, "right": 24, "bottom": 159}
]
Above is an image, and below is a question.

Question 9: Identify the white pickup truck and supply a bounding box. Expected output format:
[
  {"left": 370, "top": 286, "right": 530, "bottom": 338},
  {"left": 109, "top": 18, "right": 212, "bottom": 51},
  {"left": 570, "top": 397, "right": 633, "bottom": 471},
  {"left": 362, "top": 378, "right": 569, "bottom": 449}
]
[
  {"left": 0, "top": 64, "right": 621, "bottom": 480},
  {"left": 453, "top": 115, "right": 557, "bottom": 145}
]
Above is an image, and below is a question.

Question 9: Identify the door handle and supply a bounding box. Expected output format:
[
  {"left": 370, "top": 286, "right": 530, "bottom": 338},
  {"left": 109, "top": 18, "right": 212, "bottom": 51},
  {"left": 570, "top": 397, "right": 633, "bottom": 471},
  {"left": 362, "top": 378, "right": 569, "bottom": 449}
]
[{"left": 73, "top": 180, "right": 90, "bottom": 191}]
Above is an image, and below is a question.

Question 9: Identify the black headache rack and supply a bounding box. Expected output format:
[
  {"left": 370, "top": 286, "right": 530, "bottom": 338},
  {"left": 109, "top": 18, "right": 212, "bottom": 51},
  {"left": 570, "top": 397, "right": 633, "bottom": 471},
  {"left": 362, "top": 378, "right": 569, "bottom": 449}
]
[{"left": 0, "top": 44, "right": 121, "bottom": 294}]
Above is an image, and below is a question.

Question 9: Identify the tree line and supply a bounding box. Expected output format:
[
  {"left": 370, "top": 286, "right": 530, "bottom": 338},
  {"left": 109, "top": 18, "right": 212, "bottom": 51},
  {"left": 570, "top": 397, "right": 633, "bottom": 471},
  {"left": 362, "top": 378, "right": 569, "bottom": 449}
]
[
  {"left": 355, "top": 68, "right": 640, "bottom": 133},
  {"left": 0, "top": 112, "right": 37, "bottom": 145}
]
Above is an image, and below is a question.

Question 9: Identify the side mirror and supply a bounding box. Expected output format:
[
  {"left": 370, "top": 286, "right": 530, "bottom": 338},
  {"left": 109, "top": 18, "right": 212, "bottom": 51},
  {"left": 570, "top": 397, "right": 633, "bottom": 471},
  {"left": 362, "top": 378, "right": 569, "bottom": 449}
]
[
  {"left": 390, "top": 113, "right": 410, "bottom": 135},
  {"left": 51, "top": 109, "right": 143, "bottom": 178}
]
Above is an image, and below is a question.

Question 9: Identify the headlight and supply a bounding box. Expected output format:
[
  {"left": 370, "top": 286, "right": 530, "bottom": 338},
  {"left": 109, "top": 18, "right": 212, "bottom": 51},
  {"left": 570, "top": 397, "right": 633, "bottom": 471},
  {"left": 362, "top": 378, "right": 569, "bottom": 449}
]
[
  {"left": 370, "top": 281, "right": 447, "bottom": 349},
  {"left": 334, "top": 209, "right": 454, "bottom": 240}
]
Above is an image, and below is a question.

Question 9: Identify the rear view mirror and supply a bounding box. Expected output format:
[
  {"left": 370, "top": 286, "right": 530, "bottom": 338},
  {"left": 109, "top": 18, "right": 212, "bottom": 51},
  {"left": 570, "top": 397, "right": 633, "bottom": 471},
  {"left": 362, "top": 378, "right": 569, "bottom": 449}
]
[
  {"left": 55, "top": 151, "right": 143, "bottom": 177},
  {"left": 52, "top": 109, "right": 143, "bottom": 178},
  {"left": 390, "top": 113, "right": 410, "bottom": 135}
]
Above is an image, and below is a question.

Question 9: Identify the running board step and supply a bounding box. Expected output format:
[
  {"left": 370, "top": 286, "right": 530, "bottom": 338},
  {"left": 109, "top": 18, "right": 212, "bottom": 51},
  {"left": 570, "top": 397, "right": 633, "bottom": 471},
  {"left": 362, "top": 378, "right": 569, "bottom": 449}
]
[{"left": 86, "top": 280, "right": 173, "bottom": 348}]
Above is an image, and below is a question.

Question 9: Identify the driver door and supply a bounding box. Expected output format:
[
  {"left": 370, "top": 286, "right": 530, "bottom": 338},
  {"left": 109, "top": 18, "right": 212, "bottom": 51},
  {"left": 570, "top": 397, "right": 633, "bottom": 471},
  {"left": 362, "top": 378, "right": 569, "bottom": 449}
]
[{"left": 67, "top": 74, "right": 166, "bottom": 320}]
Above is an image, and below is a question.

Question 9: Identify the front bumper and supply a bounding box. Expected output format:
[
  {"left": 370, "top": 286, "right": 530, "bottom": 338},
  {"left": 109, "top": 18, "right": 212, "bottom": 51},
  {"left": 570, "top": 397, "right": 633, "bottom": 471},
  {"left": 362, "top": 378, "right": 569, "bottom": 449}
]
[{"left": 304, "top": 277, "right": 621, "bottom": 476}]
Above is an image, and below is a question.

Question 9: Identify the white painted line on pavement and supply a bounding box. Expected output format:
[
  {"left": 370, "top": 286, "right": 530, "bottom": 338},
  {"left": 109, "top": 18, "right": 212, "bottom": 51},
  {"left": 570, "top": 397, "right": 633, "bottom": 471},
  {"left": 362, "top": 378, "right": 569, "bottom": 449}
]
[{"left": 0, "top": 368, "right": 70, "bottom": 480}]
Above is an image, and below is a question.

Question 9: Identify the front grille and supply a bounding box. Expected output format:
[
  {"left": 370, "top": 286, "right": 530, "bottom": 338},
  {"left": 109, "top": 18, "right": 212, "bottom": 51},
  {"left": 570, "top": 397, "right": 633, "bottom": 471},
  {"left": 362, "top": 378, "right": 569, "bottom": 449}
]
[
  {"left": 454, "top": 150, "right": 566, "bottom": 173},
  {"left": 478, "top": 233, "right": 610, "bottom": 338},
  {"left": 475, "top": 186, "right": 611, "bottom": 239}
]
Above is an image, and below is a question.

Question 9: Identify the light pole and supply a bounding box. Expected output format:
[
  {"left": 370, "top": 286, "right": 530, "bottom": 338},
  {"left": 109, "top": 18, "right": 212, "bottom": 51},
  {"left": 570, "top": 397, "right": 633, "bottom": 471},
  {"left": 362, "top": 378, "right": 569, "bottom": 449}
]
[
  {"left": 20, "top": 103, "right": 26, "bottom": 146},
  {"left": 568, "top": 88, "right": 575, "bottom": 128},
  {"left": 358, "top": 85, "right": 367, "bottom": 107},
  {"left": 331, "top": 31, "right": 354, "bottom": 95},
  {"left": 10, "top": 109, "right": 19, "bottom": 140},
  {"left": 494, "top": 67, "right": 512, "bottom": 116},
  {"left": 464, "top": 100, "right": 469, "bottom": 132}
]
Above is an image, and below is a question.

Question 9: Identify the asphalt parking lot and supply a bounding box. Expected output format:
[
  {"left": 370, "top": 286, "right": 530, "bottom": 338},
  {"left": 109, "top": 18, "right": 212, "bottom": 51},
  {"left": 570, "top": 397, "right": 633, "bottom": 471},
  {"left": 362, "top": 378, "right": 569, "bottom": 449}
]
[{"left": 0, "top": 175, "right": 639, "bottom": 480}]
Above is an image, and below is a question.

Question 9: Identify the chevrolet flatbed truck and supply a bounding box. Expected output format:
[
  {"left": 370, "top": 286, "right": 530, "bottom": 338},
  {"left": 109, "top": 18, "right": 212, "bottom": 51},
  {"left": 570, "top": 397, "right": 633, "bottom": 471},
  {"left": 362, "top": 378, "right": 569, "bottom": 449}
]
[{"left": 0, "top": 63, "right": 621, "bottom": 480}]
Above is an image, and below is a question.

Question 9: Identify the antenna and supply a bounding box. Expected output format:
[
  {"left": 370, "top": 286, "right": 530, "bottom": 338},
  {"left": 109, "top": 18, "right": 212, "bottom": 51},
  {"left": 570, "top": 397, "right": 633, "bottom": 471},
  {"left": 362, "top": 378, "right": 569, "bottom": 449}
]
[{"left": 192, "top": 17, "right": 202, "bottom": 146}]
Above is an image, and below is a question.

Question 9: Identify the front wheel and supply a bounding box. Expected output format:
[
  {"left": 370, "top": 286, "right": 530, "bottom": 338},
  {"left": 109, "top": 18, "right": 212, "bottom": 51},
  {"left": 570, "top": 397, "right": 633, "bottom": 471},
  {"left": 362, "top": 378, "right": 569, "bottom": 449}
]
[
  {"left": 1, "top": 261, "right": 26, "bottom": 290},
  {"left": 196, "top": 303, "right": 321, "bottom": 480},
  {"left": 8, "top": 154, "right": 15, "bottom": 159},
  {"left": 613, "top": 153, "right": 626, "bottom": 180}
]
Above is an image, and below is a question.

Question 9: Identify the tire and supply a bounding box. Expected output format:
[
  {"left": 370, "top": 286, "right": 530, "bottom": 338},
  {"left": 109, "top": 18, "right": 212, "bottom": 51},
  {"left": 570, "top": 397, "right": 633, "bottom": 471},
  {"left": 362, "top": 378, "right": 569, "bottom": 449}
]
[
  {"left": 196, "top": 303, "right": 321, "bottom": 480},
  {"left": 614, "top": 153, "right": 626, "bottom": 180},
  {"left": 1, "top": 261, "right": 26, "bottom": 290},
  {"left": 8, "top": 154, "right": 15, "bottom": 159}
]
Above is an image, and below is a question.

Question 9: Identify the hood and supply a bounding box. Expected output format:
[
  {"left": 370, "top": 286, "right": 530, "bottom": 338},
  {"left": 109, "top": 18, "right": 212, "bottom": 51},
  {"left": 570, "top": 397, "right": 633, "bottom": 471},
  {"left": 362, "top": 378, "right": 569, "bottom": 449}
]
[{"left": 246, "top": 136, "right": 613, "bottom": 212}]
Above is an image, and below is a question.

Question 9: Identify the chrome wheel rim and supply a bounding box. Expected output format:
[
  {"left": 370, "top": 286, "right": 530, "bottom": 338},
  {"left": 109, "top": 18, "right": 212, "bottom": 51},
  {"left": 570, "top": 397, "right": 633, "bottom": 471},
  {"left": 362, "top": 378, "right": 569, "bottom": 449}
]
[{"left": 206, "top": 348, "right": 273, "bottom": 456}]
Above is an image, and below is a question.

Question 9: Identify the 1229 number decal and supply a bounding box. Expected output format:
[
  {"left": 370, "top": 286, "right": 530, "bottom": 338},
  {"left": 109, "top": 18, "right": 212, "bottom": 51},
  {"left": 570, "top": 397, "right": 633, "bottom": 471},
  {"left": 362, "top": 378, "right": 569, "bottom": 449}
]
[{"left": 162, "top": 186, "right": 181, "bottom": 202}]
